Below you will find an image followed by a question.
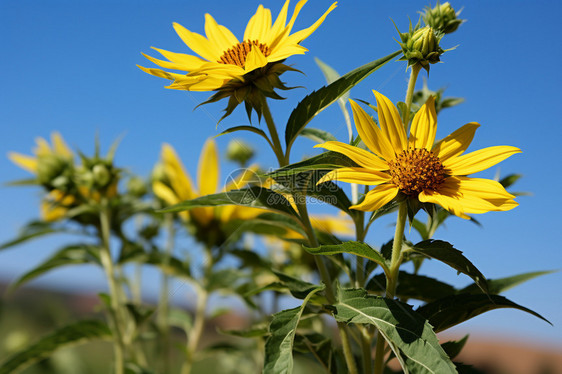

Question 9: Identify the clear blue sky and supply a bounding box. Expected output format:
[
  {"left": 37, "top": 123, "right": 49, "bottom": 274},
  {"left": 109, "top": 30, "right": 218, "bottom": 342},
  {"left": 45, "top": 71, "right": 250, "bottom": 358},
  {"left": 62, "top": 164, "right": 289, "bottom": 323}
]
[{"left": 1, "top": 0, "right": 561, "bottom": 346}]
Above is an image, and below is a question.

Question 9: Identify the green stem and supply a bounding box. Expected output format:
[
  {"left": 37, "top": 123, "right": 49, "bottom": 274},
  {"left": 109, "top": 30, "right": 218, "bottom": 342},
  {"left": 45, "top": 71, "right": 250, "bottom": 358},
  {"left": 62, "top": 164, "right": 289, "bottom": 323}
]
[
  {"left": 403, "top": 63, "right": 422, "bottom": 131},
  {"left": 261, "top": 97, "right": 287, "bottom": 167},
  {"left": 295, "top": 192, "right": 358, "bottom": 374},
  {"left": 99, "top": 202, "right": 125, "bottom": 374},
  {"left": 158, "top": 214, "right": 175, "bottom": 373},
  {"left": 373, "top": 202, "right": 407, "bottom": 374},
  {"left": 181, "top": 245, "right": 213, "bottom": 374}
]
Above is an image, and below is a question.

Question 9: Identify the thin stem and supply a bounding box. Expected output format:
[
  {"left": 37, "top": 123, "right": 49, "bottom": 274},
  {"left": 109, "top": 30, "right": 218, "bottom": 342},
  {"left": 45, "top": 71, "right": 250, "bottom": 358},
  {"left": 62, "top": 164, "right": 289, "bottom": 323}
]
[
  {"left": 158, "top": 214, "right": 175, "bottom": 374},
  {"left": 181, "top": 245, "right": 213, "bottom": 374},
  {"left": 373, "top": 202, "right": 407, "bottom": 374},
  {"left": 99, "top": 202, "right": 125, "bottom": 374},
  {"left": 261, "top": 97, "right": 287, "bottom": 167},
  {"left": 403, "top": 63, "right": 422, "bottom": 132}
]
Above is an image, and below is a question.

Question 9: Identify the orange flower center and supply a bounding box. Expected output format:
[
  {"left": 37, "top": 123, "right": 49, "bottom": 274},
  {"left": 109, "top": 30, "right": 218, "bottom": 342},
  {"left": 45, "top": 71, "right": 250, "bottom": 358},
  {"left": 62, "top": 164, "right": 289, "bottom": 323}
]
[
  {"left": 388, "top": 148, "right": 445, "bottom": 195},
  {"left": 218, "top": 40, "right": 271, "bottom": 68}
]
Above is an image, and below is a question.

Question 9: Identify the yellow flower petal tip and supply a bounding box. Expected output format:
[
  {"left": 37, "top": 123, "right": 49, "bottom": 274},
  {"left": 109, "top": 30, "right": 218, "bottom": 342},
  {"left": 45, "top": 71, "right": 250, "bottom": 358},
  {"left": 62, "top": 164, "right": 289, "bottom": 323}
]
[{"left": 314, "top": 90, "right": 521, "bottom": 219}]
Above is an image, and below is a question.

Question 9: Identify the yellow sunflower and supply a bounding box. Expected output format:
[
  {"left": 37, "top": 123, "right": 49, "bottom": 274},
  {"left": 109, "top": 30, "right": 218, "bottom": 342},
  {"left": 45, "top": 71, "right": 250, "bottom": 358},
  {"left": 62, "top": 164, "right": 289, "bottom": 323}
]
[
  {"left": 316, "top": 91, "right": 520, "bottom": 219},
  {"left": 138, "top": 0, "right": 337, "bottom": 91},
  {"left": 153, "top": 140, "right": 263, "bottom": 228},
  {"left": 9, "top": 133, "right": 76, "bottom": 221}
]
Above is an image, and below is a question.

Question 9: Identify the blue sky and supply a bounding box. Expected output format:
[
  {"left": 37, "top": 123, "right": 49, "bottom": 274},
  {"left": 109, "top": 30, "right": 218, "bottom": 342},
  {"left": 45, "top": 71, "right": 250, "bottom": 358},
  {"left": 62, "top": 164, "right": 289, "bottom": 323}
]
[{"left": 2, "top": 0, "right": 561, "bottom": 346}]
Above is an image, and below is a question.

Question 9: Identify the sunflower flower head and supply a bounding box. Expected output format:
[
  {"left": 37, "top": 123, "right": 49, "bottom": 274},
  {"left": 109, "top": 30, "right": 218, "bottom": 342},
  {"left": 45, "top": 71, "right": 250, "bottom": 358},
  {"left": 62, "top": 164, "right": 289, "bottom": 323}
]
[
  {"left": 153, "top": 140, "right": 263, "bottom": 246},
  {"left": 315, "top": 91, "right": 521, "bottom": 220},
  {"left": 139, "top": 0, "right": 337, "bottom": 121},
  {"left": 421, "top": 2, "right": 464, "bottom": 35},
  {"left": 397, "top": 23, "right": 444, "bottom": 71}
]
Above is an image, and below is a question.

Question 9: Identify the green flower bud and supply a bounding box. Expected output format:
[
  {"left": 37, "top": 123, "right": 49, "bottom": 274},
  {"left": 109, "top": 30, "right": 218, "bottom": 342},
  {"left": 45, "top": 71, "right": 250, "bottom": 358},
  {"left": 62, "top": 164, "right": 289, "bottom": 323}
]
[
  {"left": 127, "top": 176, "right": 147, "bottom": 197},
  {"left": 422, "top": 2, "right": 464, "bottom": 34},
  {"left": 226, "top": 139, "right": 255, "bottom": 166},
  {"left": 92, "top": 164, "right": 111, "bottom": 187},
  {"left": 397, "top": 25, "right": 445, "bottom": 71},
  {"left": 36, "top": 155, "right": 71, "bottom": 187}
]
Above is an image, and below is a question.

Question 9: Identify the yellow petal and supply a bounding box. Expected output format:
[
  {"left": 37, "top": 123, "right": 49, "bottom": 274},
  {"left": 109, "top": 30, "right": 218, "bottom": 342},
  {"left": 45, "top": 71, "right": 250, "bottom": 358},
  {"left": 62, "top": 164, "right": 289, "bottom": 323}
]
[
  {"left": 191, "top": 207, "right": 215, "bottom": 227},
  {"left": 350, "top": 184, "right": 399, "bottom": 211},
  {"left": 349, "top": 99, "right": 395, "bottom": 161},
  {"left": 137, "top": 65, "right": 190, "bottom": 81},
  {"left": 225, "top": 164, "right": 259, "bottom": 192},
  {"left": 244, "top": 46, "right": 268, "bottom": 72},
  {"left": 409, "top": 96, "right": 437, "bottom": 150},
  {"left": 314, "top": 141, "right": 388, "bottom": 170},
  {"left": 244, "top": 4, "right": 272, "bottom": 42},
  {"left": 433, "top": 122, "right": 480, "bottom": 162},
  {"left": 284, "top": 2, "right": 337, "bottom": 44},
  {"left": 444, "top": 146, "right": 521, "bottom": 176},
  {"left": 266, "top": 0, "right": 290, "bottom": 46},
  {"left": 152, "top": 47, "right": 207, "bottom": 68},
  {"left": 34, "top": 137, "right": 51, "bottom": 157},
  {"left": 419, "top": 188, "right": 469, "bottom": 219},
  {"left": 51, "top": 132, "right": 72, "bottom": 159},
  {"left": 8, "top": 152, "right": 38, "bottom": 173},
  {"left": 373, "top": 90, "right": 407, "bottom": 155},
  {"left": 204, "top": 13, "right": 239, "bottom": 53},
  {"left": 198, "top": 139, "right": 219, "bottom": 196},
  {"left": 142, "top": 52, "right": 194, "bottom": 72},
  {"left": 152, "top": 181, "right": 180, "bottom": 206},
  {"left": 173, "top": 22, "right": 219, "bottom": 62},
  {"left": 167, "top": 75, "right": 227, "bottom": 91},
  {"left": 311, "top": 214, "right": 354, "bottom": 237},
  {"left": 318, "top": 167, "right": 391, "bottom": 186},
  {"left": 268, "top": 43, "right": 307, "bottom": 62},
  {"left": 161, "top": 144, "right": 196, "bottom": 200}
]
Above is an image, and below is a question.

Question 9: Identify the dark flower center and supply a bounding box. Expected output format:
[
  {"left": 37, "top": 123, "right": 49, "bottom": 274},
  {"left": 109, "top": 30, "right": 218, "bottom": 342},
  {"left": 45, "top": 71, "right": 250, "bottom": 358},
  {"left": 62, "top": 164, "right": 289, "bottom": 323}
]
[
  {"left": 218, "top": 40, "right": 271, "bottom": 68},
  {"left": 388, "top": 148, "right": 445, "bottom": 195}
]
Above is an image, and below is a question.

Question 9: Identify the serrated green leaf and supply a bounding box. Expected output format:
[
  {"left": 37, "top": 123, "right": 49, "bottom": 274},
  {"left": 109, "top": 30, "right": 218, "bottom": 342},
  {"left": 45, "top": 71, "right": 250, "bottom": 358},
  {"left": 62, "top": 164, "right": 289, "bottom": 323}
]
[
  {"left": 458, "top": 270, "right": 555, "bottom": 295},
  {"left": 273, "top": 270, "right": 323, "bottom": 300},
  {"left": 366, "top": 271, "right": 456, "bottom": 302},
  {"left": 285, "top": 51, "right": 401, "bottom": 151},
  {"left": 417, "top": 294, "right": 551, "bottom": 333},
  {"left": 0, "top": 320, "right": 111, "bottom": 374},
  {"left": 332, "top": 288, "right": 457, "bottom": 374},
  {"left": 304, "top": 241, "right": 390, "bottom": 276},
  {"left": 158, "top": 186, "right": 298, "bottom": 218},
  {"left": 410, "top": 240, "right": 489, "bottom": 294},
  {"left": 441, "top": 335, "right": 469, "bottom": 360},
  {"left": 9, "top": 244, "right": 101, "bottom": 291},
  {"left": 299, "top": 128, "right": 338, "bottom": 143},
  {"left": 263, "top": 285, "right": 324, "bottom": 374}
]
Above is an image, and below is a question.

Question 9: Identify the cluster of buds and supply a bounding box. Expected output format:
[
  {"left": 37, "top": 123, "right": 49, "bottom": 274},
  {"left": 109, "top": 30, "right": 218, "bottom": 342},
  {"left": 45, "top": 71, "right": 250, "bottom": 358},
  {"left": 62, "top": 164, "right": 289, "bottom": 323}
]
[
  {"left": 422, "top": 2, "right": 464, "bottom": 34},
  {"left": 397, "top": 2, "right": 462, "bottom": 71},
  {"left": 75, "top": 156, "right": 120, "bottom": 200},
  {"left": 36, "top": 153, "right": 74, "bottom": 192}
]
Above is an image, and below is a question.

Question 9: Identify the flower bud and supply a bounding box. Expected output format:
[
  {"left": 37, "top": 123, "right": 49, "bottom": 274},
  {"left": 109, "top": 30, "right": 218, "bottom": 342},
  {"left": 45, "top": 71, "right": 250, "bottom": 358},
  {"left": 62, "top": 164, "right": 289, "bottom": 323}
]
[
  {"left": 127, "top": 176, "right": 147, "bottom": 197},
  {"left": 36, "top": 155, "right": 71, "bottom": 187},
  {"left": 422, "top": 2, "right": 463, "bottom": 34},
  {"left": 92, "top": 164, "right": 111, "bottom": 187},
  {"left": 226, "top": 139, "right": 255, "bottom": 166},
  {"left": 397, "top": 25, "right": 444, "bottom": 71}
]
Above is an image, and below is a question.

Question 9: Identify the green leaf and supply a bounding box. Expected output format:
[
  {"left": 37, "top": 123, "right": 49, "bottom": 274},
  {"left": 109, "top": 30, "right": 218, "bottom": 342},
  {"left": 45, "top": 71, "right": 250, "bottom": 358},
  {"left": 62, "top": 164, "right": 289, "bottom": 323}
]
[
  {"left": 143, "top": 251, "right": 191, "bottom": 279},
  {"left": 366, "top": 271, "right": 456, "bottom": 302},
  {"left": 268, "top": 151, "right": 357, "bottom": 178},
  {"left": 410, "top": 240, "right": 489, "bottom": 294},
  {"left": 9, "top": 244, "right": 101, "bottom": 291},
  {"left": 417, "top": 294, "right": 551, "bottom": 333},
  {"left": 285, "top": 50, "right": 401, "bottom": 151},
  {"left": 216, "top": 125, "right": 273, "bottom": 148},
  {"left": 208, "top": 268, "right": 245, "bottom": 292},
  {"left": 0, "top": 221, "right": 67, "bottom": 251},
  {"left": 158, "top": 186, "right": 298, "bottom": 218},
  {"left": 441, "top": 335, "right": 469, "bottom": 360},
  {"left": 294, "top": 332, "right": 341, "bottom": 374},
  {"left": 458, "top": 270, "right": 555, "bottom": 295},
  {"left": 299, "top": 128, "right": 338, "bottom": 143},
  {"left": 219, "top": 323, "right": 269, "bottom": 338},
  {"left": 272, "top": 270, "right": 323, "bottom": 300},
  {"left": 332, "top": 288, "right": 457, "bottom": 374},
  {"left": 0, "top": 320, "right": 111, "bottom": 374},
  {"left": 304, "top": 242, "right": 390, "bottom": 276},
  {"left": 263, "top": 285, "right": 324, "bottom": 374}
]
